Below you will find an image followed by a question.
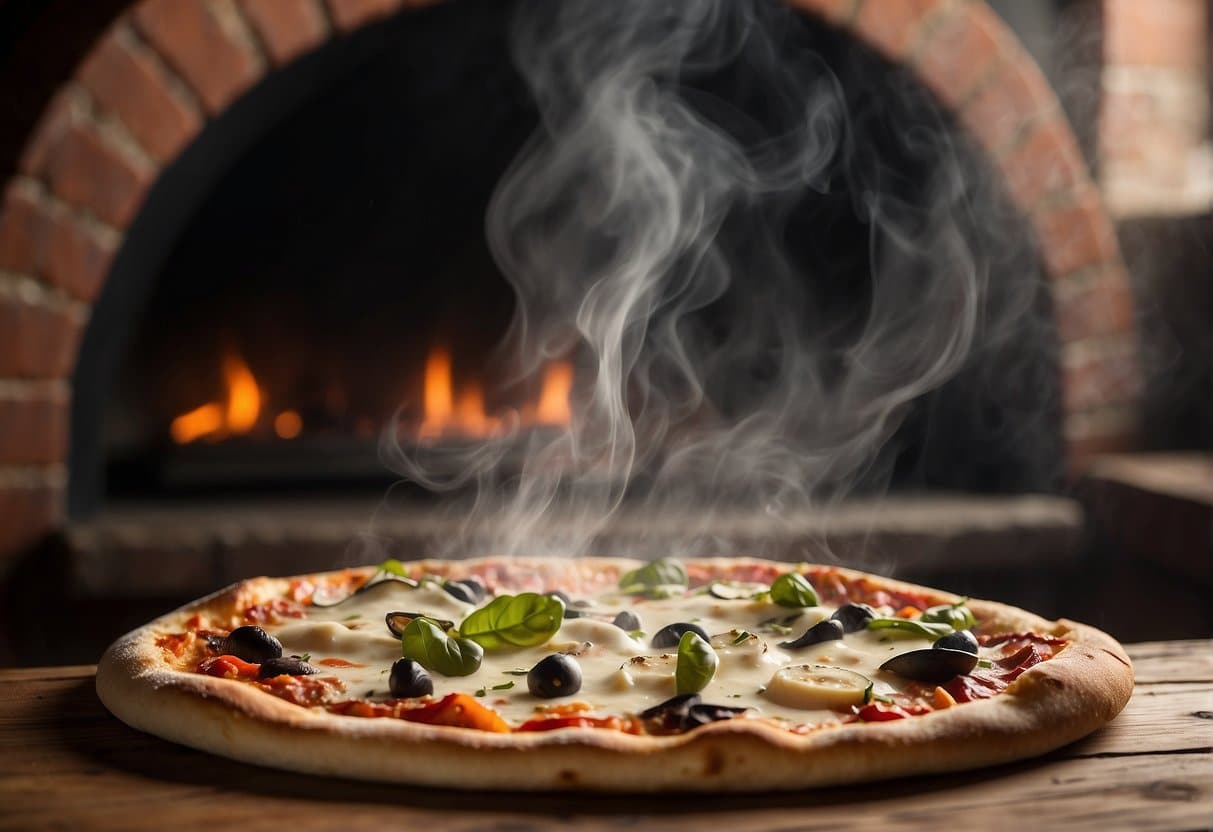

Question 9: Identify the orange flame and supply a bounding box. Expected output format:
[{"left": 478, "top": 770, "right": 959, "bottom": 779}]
[
  {"left": 170, "top": 351, "right": 263, "bottom": 444},
  {"left": 535, "top": 362, "right": 573, "bottom": 425},
  {"left": 417, "top": 347, "right": 572, "bottom": 441}
]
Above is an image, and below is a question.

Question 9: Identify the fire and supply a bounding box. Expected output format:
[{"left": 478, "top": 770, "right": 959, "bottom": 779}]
[
  {"left": 170, "top": 344, "right": 574, "bottom": 445},
  {"left": 170, "top": 351, "right": 264, "bottom": 444},
  {"left": 536, "top": 362, "right": 573, "bottom": 425},
  {"left": 417, "top": 346, "right": 573, "bottom": 441}
]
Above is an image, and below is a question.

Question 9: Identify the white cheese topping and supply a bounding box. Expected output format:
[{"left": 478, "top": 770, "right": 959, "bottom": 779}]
[{"left": 276, "top": 578, "right": 944, "bottom": 727}]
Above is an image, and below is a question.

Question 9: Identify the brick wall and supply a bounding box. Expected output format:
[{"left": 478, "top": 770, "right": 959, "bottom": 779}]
[
  {"left": 0, "top": 0, "right": 1141, "bottom": 563},
  {"left": 1100, "top": 0, "right": 1212, "bottom": 217}
]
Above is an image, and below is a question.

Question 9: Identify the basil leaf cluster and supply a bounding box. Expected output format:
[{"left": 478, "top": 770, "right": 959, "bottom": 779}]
[
  {"left": 675, "top": 631, "right": 718, "bottom": 695},
  {"left": 400, "top": 617, "right": 483, "bottom": 677},
  {"left": 770, "top": 572, "right": 819, "bottom": 608},
  {"left": 458, "top": 593, "right": 565, "bottom": 650},
  {"left": 618, "top": 558, "right": 689, "bottom": 597}
]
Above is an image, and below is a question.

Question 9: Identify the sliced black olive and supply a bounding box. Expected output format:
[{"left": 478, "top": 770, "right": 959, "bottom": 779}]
[
  {"left": 612, "top": 610, "right": 642, "bottom": 632},
  {"left": 933, "top": 629, "right": 979, "bottom": 655},
  {"left": 389, "top": 658, "right": 434, "bottom": 698},
  {"left": 563, "top": 608, "right": 590, "bottom": 619},
  {"left": 310, "top": 576, "right": 418, "bottom": 607},
  {"left": 257, "top": 656, "right": 317, "bottom": 679},
  {"left": 638, "top": 694, "right": 746, "bottom": 732},
  {"left": 443, "top": 578, "right": 486, "bottom": 604},
  {"left": 651, "top": 622, "right": 710, "bottom": 648},
  {"left": 224, "top": 626, "right": 283, "bottom": 663},
  {"left": 527, "top": 654, "right": 582, "bottom": 698},
  {"left": 204, "top": 633, "right": 229, "bottom": 654},
  {"left": 880, "top": 648, "right": 978, "bottom": 683},
  {"left": 547, "top": 590, "right": 572, "bottom": 604},
  {"left": 830, "top": 603, "right": 877, "bottom": 633},
  {"left": 686, "top": 703, "right": 748, "bottom": 727},
  {"left": 385, "top": 611, "right": 456, "bottom": 638},
  {"left": 777, "top": 618, "right": 844, "bottom": 649}
]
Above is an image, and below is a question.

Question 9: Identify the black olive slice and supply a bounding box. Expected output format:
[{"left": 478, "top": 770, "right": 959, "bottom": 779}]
[
  {"left": 224, "top": 626, "right": 283, "bottom": 663},
  {"left": 651, "top": 622, "right": 710, "bottom": 648},
  {"left": 638, "top": 693, "right": 746, "bottom": 732},
  {"left": 257, "top": 656, "right": 318, "bottom": 679},
  {"left": 389, "top": 659, "right": 434, "bottom": 698},
  {"left": 612, "top": 610, "right": 642, "bottom": 632},
  {"left": 777, "top": 618, "right": 844, "bottom": 649},
  {"left": 443, "top": 578, "right": 487, "bottom": 604},
  {"left": 880, "top": 648, "right": 979, "bottom": 683},
  {"left": 933, "top": 629, "right": 979, "bottom": 655},
  {"left": 385, "top": 612, "right": 456, "bottom": 638},
  {"left": 527, "top": 654, "right": 582, "bottom": 698},
  {"left": 830, "top": 603, "right": 877, "bottom": 633},
  {"left": 685, "top": 703, "right": 748, "bottom": 728}
]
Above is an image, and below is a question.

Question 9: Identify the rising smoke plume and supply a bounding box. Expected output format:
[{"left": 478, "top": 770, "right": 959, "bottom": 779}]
[{"left": 380, "top": 0, "right": 1013, "bottom": 561}]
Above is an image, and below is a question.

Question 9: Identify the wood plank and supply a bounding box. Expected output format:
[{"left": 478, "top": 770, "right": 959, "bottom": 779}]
[
  {"left": 1127, "top": 640, "right": 1213, "bottom": 684},
  {"left": 0, "top": 664, "right": 97, "bottom": 682},
  {"left": 0, "top": 751, "right": 1209, "bottom": 831},
  {"left": 0, "top": 643, "right": 1210, "bottom": 831}
]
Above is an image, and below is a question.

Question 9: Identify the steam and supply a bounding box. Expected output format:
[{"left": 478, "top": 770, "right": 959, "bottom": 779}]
[{"left": 381, "top": 0, "right": 991, "bottom": 560}]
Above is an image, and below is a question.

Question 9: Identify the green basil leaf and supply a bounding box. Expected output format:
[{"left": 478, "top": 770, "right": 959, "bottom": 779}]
[
  {"left": 458, "top": 593, "right": 565, "bottom": 650},
  {"left": 618, "top": 558, "right": 688, "bottom": 597},
  {"left": 376, "top": 559, "right": 411, "bottom": 579},
  {"left": 920, "top": 600, "right": 976, "bottom": 630},
  {"left": 769, "top": 572, "right": 819, "bottom": 608},
  {"left": 400, "top": 617, "right": 483, "bottom": 676},
  {"left": 675, "top": 630, "right": 718, "bottom": 695},
  {"left": 866, "top": 617, "right": 952, "bottom": 639}
]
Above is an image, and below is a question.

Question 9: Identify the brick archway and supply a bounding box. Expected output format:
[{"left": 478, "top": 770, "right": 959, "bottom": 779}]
[{"left": 0, "top": 0, "right": 1139, "bottom": 557}]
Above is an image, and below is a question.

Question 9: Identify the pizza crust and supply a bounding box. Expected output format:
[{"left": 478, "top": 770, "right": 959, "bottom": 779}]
[{"left": 96, "top": 557, "right": 1133, "bottom": 791}]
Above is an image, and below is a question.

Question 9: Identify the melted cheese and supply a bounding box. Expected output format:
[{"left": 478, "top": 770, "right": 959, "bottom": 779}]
[{"left": 274, "top": 579, "right": 942, "bottom": 727}]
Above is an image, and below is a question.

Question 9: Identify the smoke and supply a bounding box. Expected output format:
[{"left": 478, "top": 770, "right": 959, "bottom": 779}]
[{"left": 380, "top": 0, "right": 997, "bottom": 560}]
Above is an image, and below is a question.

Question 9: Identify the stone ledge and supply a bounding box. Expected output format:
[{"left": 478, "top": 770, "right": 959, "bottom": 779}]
[{"left": 67, "top": 493, "right": 1085, "bottom": 598}]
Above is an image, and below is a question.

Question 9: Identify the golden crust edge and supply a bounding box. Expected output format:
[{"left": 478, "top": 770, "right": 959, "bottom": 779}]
[{"left": 95, "top": 556, "right": 1135, "bottom": 792}]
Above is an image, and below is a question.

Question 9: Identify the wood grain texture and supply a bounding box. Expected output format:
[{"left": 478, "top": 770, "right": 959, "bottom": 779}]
[{"left": 0, "top": 640, "right": 1210, "bottom": 831}]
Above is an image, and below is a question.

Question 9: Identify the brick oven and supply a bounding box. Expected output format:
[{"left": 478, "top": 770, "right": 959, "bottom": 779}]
[{"left": 1, "top": 0, "right": 1204, "bottom": 666}]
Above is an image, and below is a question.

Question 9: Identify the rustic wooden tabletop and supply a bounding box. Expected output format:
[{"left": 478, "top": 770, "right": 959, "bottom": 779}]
[{"left": 1, "top": 640, "right": 1210, "bottom": 831}]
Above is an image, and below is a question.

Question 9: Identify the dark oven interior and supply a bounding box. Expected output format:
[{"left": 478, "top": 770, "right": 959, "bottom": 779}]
[{"left": 72, "top": 0, "right": 1061, "bottom": 517}]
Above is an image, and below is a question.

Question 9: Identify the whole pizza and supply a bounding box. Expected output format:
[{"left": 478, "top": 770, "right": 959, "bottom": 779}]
[{"left": 96, "top": 556, "right": 1133, "bottom": 791}]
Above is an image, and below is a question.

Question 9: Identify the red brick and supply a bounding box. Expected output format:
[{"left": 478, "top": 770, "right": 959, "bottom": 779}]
[
  {"left": 1033, "top": 189, "right": 1121, "bottom": 279},
  {"left": 0, "top": 396, "right": 69, "bottom": 465},
  {"left": 960, "top": 56, "right": 1053, "bottom": 156},
  {"left": 324, "top": 0, "right": 403, "bottom": 32},
  {"left": 78, "top": 27, "right": 204, "bottom": 165},
  {"left": 1000, "top": 114, "right": 1088, "bottom": 213},
  {"left": 0, "top": 483, "right": 62, "bottom": 558},
  {"left": 784, "top": 0, "right": 859, "bottom": 26},
  {"left": 16, "top": 90, "right": 82, "bottom": 178},
  {"left": 1062, "top": 346, "right": 1142, "bottom": 413},
  {"left": 239, "top": 0, "right": 330, "bottom": 66},
  {"left": 852, "top": 0, "right": 948, "bottom": 63},
  {"left": 42, "top": 211, "right": 117, "bottom": 303},
  {"left": 44, "top": 122, "right": 152, "bottom": 228},
  {"left": 0, "top": 182, "right": 51, "bottom": 275},
  {"left": 134, "top": 0, "right": 265, "bottom": 114},
  {"left": 1105, "top": 0, "right": 1208, "bottom": 71},
  {"left": 914, "top": 3, "right": 1008, "bottom": 109},
  {"left": 1055, "top": 269, "right": 1137, "bottom": 343},
  {"left": 0, "top": 296, "right": 81, "bottom": 378}
]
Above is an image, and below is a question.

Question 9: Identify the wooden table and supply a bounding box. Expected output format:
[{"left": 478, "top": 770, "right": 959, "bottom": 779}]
[{"left": 2, "top": 640, "right": 1210, "bottom": 831}]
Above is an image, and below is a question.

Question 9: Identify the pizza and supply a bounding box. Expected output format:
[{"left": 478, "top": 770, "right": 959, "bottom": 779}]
[{"left": 96, "top": 556, "right": 1133, "bottom": 791}]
